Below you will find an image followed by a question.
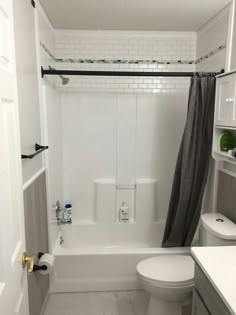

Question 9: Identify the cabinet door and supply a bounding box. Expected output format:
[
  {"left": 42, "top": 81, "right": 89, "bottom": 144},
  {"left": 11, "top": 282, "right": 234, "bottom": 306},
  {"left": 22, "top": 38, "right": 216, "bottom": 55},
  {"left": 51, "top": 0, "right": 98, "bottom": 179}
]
[
  {"left": 215, "top": 75, "right": 235, "bottom": 127},
  {"left": 232, "top": 76, "right": 236, "bottom": 125},
  {"left": 192, "top": 289, "right": 210, "bottom": 315}
]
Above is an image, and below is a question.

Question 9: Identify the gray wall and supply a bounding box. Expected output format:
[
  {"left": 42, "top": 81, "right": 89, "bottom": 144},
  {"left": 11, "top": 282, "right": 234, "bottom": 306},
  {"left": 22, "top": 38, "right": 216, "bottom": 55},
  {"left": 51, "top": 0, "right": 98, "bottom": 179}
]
[
  {"left": 24, "top": 172, "right": 49, "bottom": 315},
  {"left": 217, "top": 171, "right": 236, "bottom": 223}
]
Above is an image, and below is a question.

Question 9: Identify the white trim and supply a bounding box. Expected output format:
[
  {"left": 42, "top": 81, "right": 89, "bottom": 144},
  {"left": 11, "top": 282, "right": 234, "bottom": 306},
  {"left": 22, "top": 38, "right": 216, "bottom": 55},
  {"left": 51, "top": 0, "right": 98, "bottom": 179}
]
[
  {"left": 23, "top": 168, "right": 46, "bottom": 191},
  {"left": 34, "top": 5, "right": 47, "bottom": 169},
  {"left": 197, "top": 4, "right": 231, "bottom": 34},
  {"left": 40, "top": 289, "right": 49, "bottom": 315},
  {"left": 36, "top": 0, "right": 55, "bottom": 35},
  {"left": 0, "top": 283, "right": 5, "bottom": 297},
  {"left": 55, "top": 29, "right": 197, "bottom": 39},
  {"left": 212, "top": 166, "right": 219, "bottom": 212},
  {"left": 226, "top": 0, "right": 235, "bottom": 71}
]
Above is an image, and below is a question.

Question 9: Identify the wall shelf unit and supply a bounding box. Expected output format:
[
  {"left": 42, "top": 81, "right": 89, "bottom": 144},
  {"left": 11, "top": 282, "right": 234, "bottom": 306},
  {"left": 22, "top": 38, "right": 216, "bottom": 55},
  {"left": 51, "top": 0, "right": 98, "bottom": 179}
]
[{"left": 213, "top": 70, "right": 236, "bottom": 177}]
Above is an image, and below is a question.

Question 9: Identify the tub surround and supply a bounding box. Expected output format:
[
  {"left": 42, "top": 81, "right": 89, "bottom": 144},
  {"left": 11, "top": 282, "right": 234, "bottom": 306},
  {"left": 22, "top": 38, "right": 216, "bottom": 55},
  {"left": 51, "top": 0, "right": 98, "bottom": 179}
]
[
  {"left": 191, "top": 246, "right": 236, "bottom": 314},
  {"left": 37, "top": 1, "right": 230, "bottom": 260}
]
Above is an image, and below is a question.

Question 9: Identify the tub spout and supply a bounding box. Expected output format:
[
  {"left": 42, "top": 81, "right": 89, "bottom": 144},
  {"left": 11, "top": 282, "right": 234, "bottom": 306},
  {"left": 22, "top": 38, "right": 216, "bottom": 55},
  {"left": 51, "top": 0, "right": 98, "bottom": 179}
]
[{"left": 57, "top": 218, "right": 72, "bottom": 225}]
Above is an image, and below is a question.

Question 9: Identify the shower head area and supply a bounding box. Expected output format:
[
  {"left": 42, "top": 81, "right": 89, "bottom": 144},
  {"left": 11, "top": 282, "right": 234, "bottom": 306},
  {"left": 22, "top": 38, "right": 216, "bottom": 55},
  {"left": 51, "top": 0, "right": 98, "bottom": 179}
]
[
  {"left": 48, "top": 66, "right": 70, "bottom": 85},
  {"left": 61, "top": 76, "right": 70, "bottom": 85}
]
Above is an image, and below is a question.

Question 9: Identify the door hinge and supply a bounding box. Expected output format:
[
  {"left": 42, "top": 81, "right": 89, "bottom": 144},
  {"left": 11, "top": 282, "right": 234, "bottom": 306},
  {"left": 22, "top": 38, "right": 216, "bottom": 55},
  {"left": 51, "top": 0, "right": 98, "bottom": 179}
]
[{"left": 31, "top": 0, "right": 35, "bottom": 8}]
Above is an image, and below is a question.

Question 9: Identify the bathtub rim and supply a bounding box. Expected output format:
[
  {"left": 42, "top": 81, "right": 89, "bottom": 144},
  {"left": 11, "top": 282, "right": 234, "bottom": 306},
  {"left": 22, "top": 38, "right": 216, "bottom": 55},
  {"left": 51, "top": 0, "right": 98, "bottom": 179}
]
[{"left": 52, "top": 232, "right": 191, "bottom": 255}]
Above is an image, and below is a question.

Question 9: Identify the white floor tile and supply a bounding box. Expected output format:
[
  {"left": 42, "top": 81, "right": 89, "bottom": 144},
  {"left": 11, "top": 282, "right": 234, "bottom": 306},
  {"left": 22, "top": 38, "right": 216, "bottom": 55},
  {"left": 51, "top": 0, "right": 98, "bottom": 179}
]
[{"left": 44, "top": 291, "right": 149, "bottom": 315}]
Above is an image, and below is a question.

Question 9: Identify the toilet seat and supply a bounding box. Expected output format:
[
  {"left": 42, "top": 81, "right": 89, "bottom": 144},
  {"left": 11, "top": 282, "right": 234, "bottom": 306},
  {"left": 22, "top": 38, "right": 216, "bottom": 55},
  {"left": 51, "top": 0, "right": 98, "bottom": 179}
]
[{"left": 137, "top": 255, "right": 195, "bottom": 288}]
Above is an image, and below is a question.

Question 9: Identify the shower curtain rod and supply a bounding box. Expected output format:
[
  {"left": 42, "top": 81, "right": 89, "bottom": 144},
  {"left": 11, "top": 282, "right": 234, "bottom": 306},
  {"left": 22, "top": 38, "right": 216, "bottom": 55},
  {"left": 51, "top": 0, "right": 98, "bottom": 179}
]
[{"left": 41, "top": 67, "right": 224, "bottom": 78}]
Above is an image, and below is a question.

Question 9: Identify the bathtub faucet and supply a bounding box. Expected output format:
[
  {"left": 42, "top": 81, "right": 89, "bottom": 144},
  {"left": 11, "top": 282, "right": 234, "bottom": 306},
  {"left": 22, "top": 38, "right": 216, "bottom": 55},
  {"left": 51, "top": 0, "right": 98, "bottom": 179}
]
[
  {"left": 55, "top": 200, "right": 72, "bottom": 225},
  {"left": 59, "top": 236, "right": 64, "bottom": 245}
]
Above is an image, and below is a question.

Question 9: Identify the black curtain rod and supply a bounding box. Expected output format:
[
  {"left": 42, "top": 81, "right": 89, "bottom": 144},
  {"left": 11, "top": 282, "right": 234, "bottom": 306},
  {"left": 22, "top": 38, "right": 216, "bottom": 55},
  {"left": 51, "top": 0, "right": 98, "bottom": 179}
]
[{"left": 41, "top": 67, "right": 224, "bottom": 78}]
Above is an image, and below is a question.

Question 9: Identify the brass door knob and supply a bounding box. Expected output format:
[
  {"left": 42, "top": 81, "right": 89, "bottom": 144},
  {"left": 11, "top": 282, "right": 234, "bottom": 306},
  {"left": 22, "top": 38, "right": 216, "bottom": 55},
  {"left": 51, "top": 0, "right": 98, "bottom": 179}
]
[{"left": 22, "top": 252, "right": 35, "bottom": 274}]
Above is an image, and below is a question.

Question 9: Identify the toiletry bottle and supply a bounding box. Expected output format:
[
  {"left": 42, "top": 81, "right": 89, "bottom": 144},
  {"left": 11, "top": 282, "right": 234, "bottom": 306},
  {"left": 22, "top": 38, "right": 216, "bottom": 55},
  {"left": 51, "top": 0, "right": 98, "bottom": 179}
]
[
  {"left": 119, "top": 202, "right": 129, "bottom": 223},
  {"left": 64, "top": 203, "right": 72, "bottom": 222}
]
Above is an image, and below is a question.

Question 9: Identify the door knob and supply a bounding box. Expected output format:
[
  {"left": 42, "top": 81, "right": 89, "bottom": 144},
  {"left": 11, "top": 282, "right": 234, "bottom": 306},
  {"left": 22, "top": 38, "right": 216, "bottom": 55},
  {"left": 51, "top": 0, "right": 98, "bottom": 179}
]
[{"left": 22, "top": 252, "right": 35, "bottom": 274}]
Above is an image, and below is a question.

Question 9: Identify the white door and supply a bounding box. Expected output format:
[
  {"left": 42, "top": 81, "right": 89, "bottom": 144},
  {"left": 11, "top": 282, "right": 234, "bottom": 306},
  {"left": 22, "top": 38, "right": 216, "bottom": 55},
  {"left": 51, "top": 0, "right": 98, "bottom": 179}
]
[{"left": 0, "top": 0, "right": 29, "bottom": 314}]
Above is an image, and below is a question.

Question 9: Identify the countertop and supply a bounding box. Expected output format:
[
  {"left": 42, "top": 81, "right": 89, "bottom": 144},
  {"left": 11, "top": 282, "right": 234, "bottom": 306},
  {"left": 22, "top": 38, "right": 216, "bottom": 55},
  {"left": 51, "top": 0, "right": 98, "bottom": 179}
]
[{"left": 191, "top": 246, "right": 236, "bottom": 315}]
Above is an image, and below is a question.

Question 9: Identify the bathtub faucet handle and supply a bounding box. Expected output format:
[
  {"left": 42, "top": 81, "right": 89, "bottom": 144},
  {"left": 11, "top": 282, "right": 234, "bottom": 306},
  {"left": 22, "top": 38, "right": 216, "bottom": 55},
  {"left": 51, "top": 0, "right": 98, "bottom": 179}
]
[{"left": 55, "top": 200, "right": 62, "bottom": 220}]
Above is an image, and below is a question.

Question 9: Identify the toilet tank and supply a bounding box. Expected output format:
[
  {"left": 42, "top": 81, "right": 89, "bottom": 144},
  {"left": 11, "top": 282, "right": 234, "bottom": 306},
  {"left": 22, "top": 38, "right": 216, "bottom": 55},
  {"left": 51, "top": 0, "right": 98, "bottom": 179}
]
[{"left": 199, "top": 213, "right": 236, "bottom": 246}]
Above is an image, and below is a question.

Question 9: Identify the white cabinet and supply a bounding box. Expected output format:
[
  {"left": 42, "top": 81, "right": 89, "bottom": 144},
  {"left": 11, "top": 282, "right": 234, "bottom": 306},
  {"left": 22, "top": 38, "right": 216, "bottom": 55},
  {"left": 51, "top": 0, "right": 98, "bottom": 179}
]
[
  {"left": 215, "top": 73, "right": 236, "bottom": 127},
  {"left": 213, "top": 73, "right": 236, "bottom": 177}
]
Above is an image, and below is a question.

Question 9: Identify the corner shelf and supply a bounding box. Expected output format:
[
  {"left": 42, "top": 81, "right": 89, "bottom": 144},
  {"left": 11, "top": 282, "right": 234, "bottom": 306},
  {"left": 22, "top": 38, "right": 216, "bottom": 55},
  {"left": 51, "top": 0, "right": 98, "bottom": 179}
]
[
  {"left": 213, "top": 149, "right": 236, "bottom": 178},
  {"left": 215, "top": 125, "right": 236, "bottom": 130}
]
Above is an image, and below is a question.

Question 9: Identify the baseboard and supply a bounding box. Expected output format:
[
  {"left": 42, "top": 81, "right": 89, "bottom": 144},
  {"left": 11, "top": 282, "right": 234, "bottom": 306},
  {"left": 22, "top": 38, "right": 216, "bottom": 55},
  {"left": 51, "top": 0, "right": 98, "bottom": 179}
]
[
  {"left": 50, "top": 277, "right": 142, "bottom": 293},
  {"left": 40, "top": 289, "right": 49, "bottom": 315}
]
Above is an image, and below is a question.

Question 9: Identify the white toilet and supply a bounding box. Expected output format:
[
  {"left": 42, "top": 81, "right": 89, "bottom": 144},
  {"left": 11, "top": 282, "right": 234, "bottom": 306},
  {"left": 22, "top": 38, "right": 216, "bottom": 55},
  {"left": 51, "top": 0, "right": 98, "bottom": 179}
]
[{"left": 137, "top": 213, "right": 236, "bottom": 315}]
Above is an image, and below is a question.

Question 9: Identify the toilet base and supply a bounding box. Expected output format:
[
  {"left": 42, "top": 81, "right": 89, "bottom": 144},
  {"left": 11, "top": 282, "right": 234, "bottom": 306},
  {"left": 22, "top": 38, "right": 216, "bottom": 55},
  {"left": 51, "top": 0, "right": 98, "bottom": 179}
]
[{"left": 147, "top": 296, "right": 182, "bottom": 315}]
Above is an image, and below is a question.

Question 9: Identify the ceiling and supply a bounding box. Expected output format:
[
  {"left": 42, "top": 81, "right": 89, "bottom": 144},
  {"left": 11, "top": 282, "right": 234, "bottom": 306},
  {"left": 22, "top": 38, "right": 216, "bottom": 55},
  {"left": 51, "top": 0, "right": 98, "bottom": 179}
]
[{"left": 39, "top": 0, "right": 232, "bottom": 31}]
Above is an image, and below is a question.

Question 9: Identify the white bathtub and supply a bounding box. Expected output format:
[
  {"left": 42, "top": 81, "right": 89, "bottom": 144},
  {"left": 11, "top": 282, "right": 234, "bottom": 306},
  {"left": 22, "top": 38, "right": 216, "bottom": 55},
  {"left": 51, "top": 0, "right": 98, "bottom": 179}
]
[{"left": 51, "top": 224, "right": 190, "bottom": 293}]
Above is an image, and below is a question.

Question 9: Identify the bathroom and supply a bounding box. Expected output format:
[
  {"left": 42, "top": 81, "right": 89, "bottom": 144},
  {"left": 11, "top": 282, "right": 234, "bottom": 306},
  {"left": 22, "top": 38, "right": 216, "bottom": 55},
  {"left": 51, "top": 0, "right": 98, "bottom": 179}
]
[{"left": 1, "top": 0, "right": 236, "bottom": 314}]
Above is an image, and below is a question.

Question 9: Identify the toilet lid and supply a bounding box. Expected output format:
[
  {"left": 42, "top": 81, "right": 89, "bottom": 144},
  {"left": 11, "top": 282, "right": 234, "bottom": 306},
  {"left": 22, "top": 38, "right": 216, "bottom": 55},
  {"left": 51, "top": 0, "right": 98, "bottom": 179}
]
[{"left": 137, "top": 255, "right": 194, "bottom": 286}]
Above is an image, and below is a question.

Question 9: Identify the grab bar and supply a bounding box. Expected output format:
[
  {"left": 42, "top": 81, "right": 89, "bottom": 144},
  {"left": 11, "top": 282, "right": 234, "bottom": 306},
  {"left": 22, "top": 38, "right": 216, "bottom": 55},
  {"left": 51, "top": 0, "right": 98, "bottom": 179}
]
[{"left": 21, "top": 143, "right": 49, "bottom": 160}]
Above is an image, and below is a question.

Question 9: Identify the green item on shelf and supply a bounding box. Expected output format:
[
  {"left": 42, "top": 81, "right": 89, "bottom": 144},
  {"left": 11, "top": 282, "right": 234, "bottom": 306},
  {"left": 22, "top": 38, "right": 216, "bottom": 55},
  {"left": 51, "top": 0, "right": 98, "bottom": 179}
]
[{"left": 219, "top": 130, "right": 236, "bottom": 152}]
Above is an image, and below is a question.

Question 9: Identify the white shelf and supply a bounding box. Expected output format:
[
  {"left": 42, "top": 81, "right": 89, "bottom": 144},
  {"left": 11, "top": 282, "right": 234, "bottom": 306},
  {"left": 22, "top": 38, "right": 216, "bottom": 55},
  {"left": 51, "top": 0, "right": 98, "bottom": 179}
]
[
  {"left": 214, "top": 150, "right": 236, "bottom": 164},
  {"left": 215, "top": 125, "right": 236, "bottom": 130}
]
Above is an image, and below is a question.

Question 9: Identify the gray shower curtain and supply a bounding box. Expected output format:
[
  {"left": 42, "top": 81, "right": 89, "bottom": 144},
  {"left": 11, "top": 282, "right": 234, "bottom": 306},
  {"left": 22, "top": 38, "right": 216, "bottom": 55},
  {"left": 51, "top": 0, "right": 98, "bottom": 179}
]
[{"left": 162, "top": 76, "right": 216, "bottom": 247}]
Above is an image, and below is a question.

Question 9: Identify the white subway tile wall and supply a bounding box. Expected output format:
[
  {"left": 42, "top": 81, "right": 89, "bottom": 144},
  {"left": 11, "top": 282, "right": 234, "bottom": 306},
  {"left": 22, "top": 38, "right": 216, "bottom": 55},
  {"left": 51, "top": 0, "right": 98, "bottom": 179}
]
[{"left": 53, "top": 31, "right": 197, "bottom": 94}]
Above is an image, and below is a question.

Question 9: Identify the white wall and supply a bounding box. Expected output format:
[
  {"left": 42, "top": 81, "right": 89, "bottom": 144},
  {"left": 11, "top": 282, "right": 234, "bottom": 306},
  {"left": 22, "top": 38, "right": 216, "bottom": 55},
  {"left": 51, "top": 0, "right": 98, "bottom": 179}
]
[
  {"left": 61, "top": 93, "right": 116, "bottom": 222},
  {"left": 13, "top": 0, "right": 42, "bottom": 184},
  {"left": 42, "top": 85, "right": 63, "bottom": 248},
  {"left": 196, "top": 6, "right": 230, "bottom": 72},
  {"left": 195, "top": 6, "right": 230, "bottom": 218},
  {"left": 60, "top": 93, "right": 187, "bottom": 236},
  {"left": 37, "top": 4, "right": 62, "bottom": 248},
  {"left": 38, "top": 5, "right": 56, "bottom": 86}
]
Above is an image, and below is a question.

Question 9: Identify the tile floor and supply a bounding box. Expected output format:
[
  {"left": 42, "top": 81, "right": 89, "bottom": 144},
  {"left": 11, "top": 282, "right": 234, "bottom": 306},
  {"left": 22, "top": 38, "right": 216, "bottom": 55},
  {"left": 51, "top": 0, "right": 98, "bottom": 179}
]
[{"left": 44, "top": 290, "right": 149, "bottom": 315}]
